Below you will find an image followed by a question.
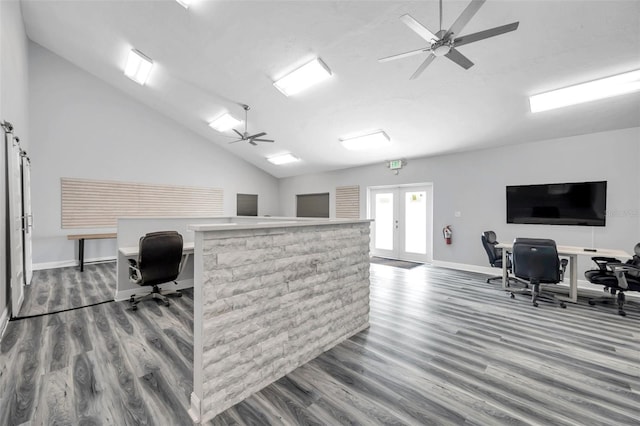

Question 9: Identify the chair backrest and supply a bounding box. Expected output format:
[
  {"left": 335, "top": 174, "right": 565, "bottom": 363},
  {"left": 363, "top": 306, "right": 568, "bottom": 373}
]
[
  {"left": 137, "top": 231, "right": 184, "bottom": 286},
  {"left": 481, "top": 231, "right": 500, "bottom": 265},
  {"left": 512, "top": 238, "right": 561, "bottom": 284}
]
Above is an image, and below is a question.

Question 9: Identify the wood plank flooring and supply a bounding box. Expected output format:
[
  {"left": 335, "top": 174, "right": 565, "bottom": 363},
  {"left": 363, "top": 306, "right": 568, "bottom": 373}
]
[
  {"left": 18, "top": 263, "right": 116, "bottom": 317},
  {"left": 1, "top": 263, "right": 639, "bottom": 425}
]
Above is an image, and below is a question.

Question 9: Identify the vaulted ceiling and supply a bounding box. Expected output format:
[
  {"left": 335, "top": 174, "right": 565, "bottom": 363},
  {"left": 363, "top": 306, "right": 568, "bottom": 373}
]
[{"left": 20, "top": 0, "right": 640, "bottom": 178}]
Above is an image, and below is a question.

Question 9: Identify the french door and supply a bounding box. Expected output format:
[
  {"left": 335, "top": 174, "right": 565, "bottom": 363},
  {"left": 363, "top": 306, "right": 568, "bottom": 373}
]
[{"left": 370, "top": 185, "right": 433, "bottom": 263}]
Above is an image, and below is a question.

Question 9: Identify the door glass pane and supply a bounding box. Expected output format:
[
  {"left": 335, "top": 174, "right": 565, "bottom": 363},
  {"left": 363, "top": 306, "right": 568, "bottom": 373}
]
[
  {"left": 404, "top": 191, "right": 426, "bottom": 254},
  {"left": 374, "top": 193, "right": 394, "bottom": 250}
]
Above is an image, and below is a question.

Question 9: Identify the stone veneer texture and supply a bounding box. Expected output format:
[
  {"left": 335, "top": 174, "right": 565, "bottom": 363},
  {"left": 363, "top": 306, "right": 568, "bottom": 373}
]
[{"left": 197, "top": 222, "right": 371, "bottom": 422}]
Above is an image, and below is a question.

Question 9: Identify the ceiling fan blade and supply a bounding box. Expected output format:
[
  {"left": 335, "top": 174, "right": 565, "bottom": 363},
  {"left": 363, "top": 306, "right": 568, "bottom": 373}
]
[
  {"left": 228, "top": 139, "right": 243, "bottom": 144},
  {"left": 379, "top": 47, "right": 430, "bottom": 63},
  {"left": 249, "top": 140, "right": 257, "bottom": 146},
  {"left": 446, "top": 0, "right": 486, "bottom": 38},
  {"left": 445, "top": 48, "right": 474, "bottom": 69},
  {"left": 409, "top": 53, "right": 436, "bottom": 80},
  {"left": 400, "top": 14, "right": 439, "bottom": 43},
  {"left": 252, "top": 138, "right": 275, "bottom": 143},
  {"left": 247, "top": 132, "right": 266, "bottom": 139},
  {"left": 454, "top": 22, "right": 519, "bottom": 47},
  {"left": 232, "top": 129, "right": 244, "bottom": 138}
]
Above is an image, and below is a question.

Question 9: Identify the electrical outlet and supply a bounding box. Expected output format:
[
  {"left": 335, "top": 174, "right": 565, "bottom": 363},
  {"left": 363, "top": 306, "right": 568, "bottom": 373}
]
[{"left": 454, "top": 211, "right": 462, "bottom": 217}]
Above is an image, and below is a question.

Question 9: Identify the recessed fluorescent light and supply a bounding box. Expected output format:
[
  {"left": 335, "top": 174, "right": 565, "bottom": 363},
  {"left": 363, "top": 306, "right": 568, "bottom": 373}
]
[
  {"left": 176, "top": 0, "right": 192, "bottom": 8},
  {"left": 267, "top": 153, "right": 300, "bottom": 165},
  {"left": 208, "top": 113, "right": 242, "bottom": 132},
  {"left": 529, "top": 70, "right": 640, "bottom": 113},
  {"left": 124, "top": 49, "right": 153, "bottom": 85},
  {"left": 273, "top": 58, "right": 332, "bottom": 96},
  {"left": 339, "top": 130, "right": 391, "bottom": 151}
]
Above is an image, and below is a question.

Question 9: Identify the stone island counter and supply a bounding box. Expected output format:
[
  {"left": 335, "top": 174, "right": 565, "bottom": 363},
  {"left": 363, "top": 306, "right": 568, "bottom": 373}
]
[{"left": 187, "top": 219, "right": 372, "bottom": 423}]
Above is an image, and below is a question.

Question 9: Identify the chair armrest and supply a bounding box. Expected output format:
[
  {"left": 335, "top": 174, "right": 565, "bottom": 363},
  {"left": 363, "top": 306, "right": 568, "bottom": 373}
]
[
  {"left": 591, "top": 256, "right": 621, "bottom": 271},
  {"left": 608, "top": 263, "right": 640, "bottom": 290},
  {"left": 559, "top": 258, "right": 568, "bottom": 281},
  {"left": 128, "top": 259, "right": 142, "bottom": 284}
]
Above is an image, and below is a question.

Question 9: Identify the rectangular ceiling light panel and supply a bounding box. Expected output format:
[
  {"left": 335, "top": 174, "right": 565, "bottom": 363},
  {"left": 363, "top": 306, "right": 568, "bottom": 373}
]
[
  {"left": 273, "top": 58, "right": 332, "bottom": 96},
  {"left": 529, "top": 70, "right": 640, "bottom": 113},
  {"left": 124, "top": 49, "right": 153, "bottom": 85},
  {"left": 208, "top": 113, "right": 242, "bottom": 132},
  {"left": 267, "top": 153, "right": 300, "bottom": 165},
  {"left": 339, "top": 130, "right": 391, "bottom": 151}
]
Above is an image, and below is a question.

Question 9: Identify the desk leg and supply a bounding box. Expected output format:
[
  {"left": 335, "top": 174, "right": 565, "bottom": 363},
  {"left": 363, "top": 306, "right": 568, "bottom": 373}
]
[
  {"left": 79, "top": 239, "right": 85, "bottom": 272},
  {"left": 502, "top": 248, "right": 508, "bottom": 291},
  {"left": 569, "top": 254, "right": 577, "bottom": 303}
]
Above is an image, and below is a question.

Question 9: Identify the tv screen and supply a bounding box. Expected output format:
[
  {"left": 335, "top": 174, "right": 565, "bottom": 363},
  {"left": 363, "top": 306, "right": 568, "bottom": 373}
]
[{"left": 506, "top": 181, "right": 607, "bottom": 226}]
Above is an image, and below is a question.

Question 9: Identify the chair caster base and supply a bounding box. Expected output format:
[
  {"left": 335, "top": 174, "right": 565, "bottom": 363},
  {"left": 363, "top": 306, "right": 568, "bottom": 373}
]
[
  {"left": 532, "top": 302, "right": 539, "bottom": 307},
  {"left": 618, "top": 309, "right": 626, "bottom": 316},
  {"left": 560, "top": 303, "right": 567, "bottom": 309},
  {"left": 510, "top": 293, "right": 515, "bottom": 299}
]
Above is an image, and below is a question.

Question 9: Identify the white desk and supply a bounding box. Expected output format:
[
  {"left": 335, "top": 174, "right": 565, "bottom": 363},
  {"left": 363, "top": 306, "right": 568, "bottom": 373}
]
[
  {"left": 496, "top": 243, "right": 631, "bottom": 303},
  {"left": 118, "top": 241, "right": 195, "bottom": 257}
]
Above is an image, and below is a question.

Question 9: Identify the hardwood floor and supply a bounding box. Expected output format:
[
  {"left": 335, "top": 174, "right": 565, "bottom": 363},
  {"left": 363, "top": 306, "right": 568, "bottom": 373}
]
[
  {"left": 18, "top": 263, "right": 117, "bottom": 317},
  {"left": 1, "top": 263, "right": 639, "bottom": 425}
]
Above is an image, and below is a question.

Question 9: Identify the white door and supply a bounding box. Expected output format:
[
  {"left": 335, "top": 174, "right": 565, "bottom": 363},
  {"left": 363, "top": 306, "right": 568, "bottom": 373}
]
[
  {"left": 370, "top": 186, "right": 433, "bottom": 263},
  {"left": 21, "top": 155, "right": 33, "bottom": 285},
  {"left": 7, "top": 136, "right": 24, "bottom": 314}
]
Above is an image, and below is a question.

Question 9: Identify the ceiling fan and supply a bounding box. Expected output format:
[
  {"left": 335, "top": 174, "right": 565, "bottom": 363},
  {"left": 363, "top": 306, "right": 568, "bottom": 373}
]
[
  {"left": 379, "top": 0, "right": 519, "bottom": 79},
  {"left": 228, "top": 104, "right": 274, "bottom": 146}
]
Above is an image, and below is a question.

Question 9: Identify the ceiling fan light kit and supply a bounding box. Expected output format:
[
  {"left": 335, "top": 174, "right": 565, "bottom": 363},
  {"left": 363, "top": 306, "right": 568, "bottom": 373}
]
[
  {"left": 208, "top": 113, "right": 243, "bottom": 132},
  {"left": 529, "top": 70, "right": 640, "bottom": 113},
  {"left": 124, "top": 49, "right": 153, "bottom": 85},
  {"left": 379, "top": 0, "right": 519, "bottom": 79},
  {"left": 339, "top": 130, "right": 391, "bottom": 151},
  {"left": 228, "top": 104, "right": 275, "bottom": 146},
  {"left": 273, "top": 58, "right": 333, "bottom": 96}
]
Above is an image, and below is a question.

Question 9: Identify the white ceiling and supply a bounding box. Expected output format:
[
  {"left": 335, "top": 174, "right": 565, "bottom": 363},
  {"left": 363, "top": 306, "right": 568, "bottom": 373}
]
[{"left": 20, "top": 0, "right": 640, "bottom": 178}]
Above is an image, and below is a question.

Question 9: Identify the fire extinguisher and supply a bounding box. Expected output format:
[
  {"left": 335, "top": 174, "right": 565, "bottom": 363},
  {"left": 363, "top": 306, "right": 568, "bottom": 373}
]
[{"left": 443, "top": 225, "right": 452, "bottom": 245}]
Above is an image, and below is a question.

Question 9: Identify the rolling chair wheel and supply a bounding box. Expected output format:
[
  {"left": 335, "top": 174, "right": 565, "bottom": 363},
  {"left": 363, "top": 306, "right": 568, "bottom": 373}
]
[
  {"left": 588, "top": 300, "right": 596, "bottom": 306},
  {"left": 132, "top": 305, "right": 137, "bottom": 311},
  {"left": 618, "top": 310, "right": 626, "bottom": 317},
  {"left": 164, "top": 300, "right": 170, "bottom": 307},
  {"left": 533, "top": 302, "right": 539, "bottom": 307},
  {"left": 560, "top": 303, "right": 566, "bottom": 309},
  {"left": 510, "top": 293, "right": 515, "bottom": 299},
  {"left": 176, "top": 292, "right": 182, "bottom": 298}
]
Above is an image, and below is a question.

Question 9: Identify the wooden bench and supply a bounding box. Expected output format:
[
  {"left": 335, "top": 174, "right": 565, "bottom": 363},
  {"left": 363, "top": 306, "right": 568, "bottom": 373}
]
[{"left": 67, "top": 233, "right": 117, "bottom": 271}]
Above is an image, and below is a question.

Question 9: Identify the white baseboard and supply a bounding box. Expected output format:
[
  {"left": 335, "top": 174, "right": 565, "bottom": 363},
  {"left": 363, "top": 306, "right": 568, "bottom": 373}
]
[
  {"left": 0, "top": 307, "right": 8, "bottom": 341},
  {"left": 431, "top": 260, "right": 498, "bottom": 276},
  {"left": 33, "top": 256, "right": 117, "bottom": 271},
  {"left": 432, "top": 259, "right": 640, "bottom": 301},
  {"left": 114, "top": 279, "right": 194, "bottom": 302}
]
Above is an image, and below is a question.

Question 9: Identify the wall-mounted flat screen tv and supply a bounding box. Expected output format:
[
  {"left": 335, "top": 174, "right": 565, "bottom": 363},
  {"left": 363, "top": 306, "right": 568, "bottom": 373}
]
[{"left": 506, "top": 181, "right": 607, "bottom": 226}]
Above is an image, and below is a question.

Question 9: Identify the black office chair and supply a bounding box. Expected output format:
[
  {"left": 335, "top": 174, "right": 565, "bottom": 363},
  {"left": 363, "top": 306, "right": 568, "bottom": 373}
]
[
  {"left": 128, "top": 231, "right": 185, "bottom": 311},
  {"left": 585, "top": 243, "right": 640, "bottom": 316},
  {"left": 509, "top": 238, "right": 568, "bottom": 308},
  {"left": 481, "top": 231, "right": 523, "bottom": 286}
]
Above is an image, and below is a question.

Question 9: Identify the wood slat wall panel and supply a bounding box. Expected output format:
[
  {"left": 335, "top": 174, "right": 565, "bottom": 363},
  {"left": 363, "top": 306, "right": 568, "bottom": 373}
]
[
  {"left": 61, "top": 178, "right": 223, "bottom": 228},
  {"left": 335, "top": 185, "right": 360, "bottom": 219}
]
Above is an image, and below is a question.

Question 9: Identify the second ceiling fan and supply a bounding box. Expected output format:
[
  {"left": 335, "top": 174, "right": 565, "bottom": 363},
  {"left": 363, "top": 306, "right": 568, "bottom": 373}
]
[
  {"left": 229, "top": 104, "right": 274, "bottom": 146},
  {"left": 379, "top": 0, "right": 519, "bottom": 79}
]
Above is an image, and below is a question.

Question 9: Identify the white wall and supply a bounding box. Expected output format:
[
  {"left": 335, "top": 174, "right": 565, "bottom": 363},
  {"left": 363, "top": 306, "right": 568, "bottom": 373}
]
[
  {"left": 0, "top": 0, "right": 29, "bottom": 324},
  {"left": 28, "top": 42, "right": 280, "bottom": 266},
  {"left": 279, "top": 127, "right": 640, "bottom": 277}
]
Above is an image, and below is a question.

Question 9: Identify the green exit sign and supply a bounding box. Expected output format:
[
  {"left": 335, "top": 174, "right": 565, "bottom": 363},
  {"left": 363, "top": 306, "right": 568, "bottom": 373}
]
[{"left": 389, "top": 159, "right": 403, "bottom": 170}]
